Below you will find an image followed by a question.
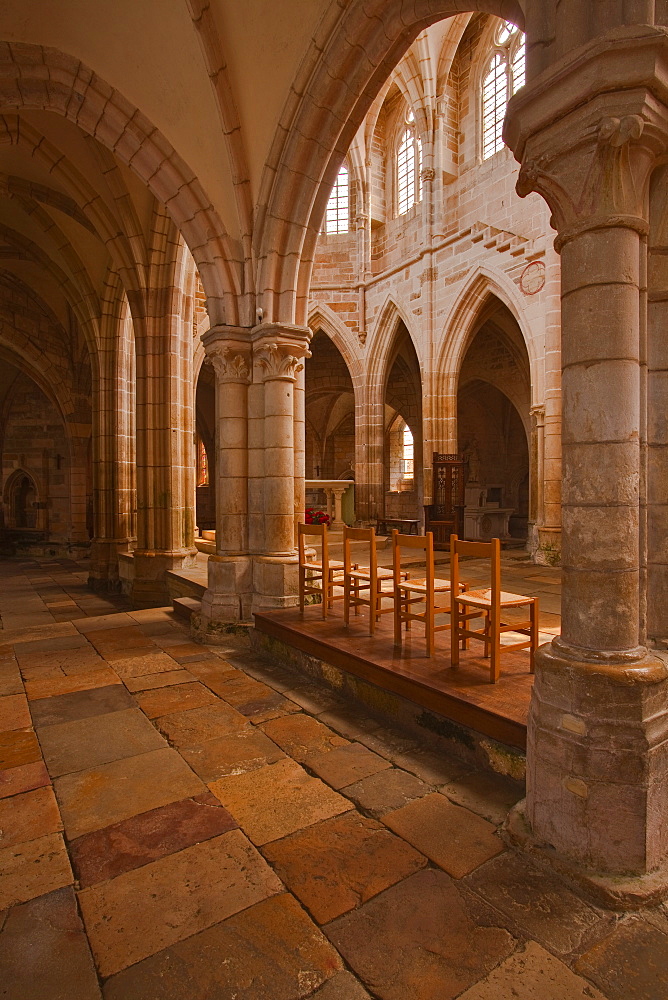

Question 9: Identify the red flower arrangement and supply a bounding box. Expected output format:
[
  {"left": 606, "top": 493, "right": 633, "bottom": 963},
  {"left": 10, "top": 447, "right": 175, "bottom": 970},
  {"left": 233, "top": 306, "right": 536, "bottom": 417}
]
[{"left": 305, "top": 507, "right": 330, "bottom": 525}]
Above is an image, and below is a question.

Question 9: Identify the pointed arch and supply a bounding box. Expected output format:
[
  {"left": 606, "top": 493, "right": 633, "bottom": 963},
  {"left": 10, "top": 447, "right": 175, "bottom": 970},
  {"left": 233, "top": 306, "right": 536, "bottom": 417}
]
[
  {"left": 366, "top": 296, "right": 422, "bottom": 392},
  {"left": 0, "top": 42, "right": 242, "bottom": 325},
  {"left": 435, "top": 263, "right": 538, "bottom": 404},
  {"left": 307, "top": 302, "right": 362, "bottom": 383},
  {"left": 255, "top": 0, "right": 525, "bottom": 325}
]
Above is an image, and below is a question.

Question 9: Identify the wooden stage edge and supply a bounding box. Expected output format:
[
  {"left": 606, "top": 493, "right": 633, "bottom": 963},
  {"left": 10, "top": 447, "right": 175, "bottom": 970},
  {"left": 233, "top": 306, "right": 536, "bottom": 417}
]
[{"left": 253, "top": 607, "right": 533, "bottom": 752}]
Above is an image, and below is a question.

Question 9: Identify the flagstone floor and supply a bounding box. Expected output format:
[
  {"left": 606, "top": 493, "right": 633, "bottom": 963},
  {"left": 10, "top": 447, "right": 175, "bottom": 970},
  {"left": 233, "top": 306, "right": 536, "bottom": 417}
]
[{"left": 1, "top": 557, "right": 667, "bottom": 1000}]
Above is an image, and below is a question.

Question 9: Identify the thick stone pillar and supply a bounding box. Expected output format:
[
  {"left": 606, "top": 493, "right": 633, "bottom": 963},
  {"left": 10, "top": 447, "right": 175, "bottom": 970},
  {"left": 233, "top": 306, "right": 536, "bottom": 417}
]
[
  {"left": 250, "top": 324, "right": 311, "bottom": 611},
  {"left": 506, "top": 61, "right": 668, "bottom": 902},
  {"left": 89, "top": 311, "right": 136, "bottom": 590},
  {"left": 131, "top": 295, "right": 197, "bottom": 607},
  {"left": 355, "top": 382, "right": 384, "bottom": 525},
  {"left": 198, "top": 327, "right": 253, "bottom": 632}
]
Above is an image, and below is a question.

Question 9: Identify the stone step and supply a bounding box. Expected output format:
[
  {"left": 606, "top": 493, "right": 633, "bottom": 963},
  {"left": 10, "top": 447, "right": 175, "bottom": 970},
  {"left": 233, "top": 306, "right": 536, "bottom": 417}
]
[{"left": 172, "top": 596, "right": 202, "bottom": 621}]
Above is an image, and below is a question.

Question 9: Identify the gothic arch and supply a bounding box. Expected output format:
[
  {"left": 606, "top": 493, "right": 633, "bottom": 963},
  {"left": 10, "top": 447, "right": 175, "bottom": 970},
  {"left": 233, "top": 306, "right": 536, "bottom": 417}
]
[
  {"left": 435, "top": 264, "right": 538, "bottom": 404},
  {"left": 3, "top": 467, "right": 40, "bottom": 529},
  {"left": 307, "top": 303, "right": 362, "bottom": 383},
  {"left": 366, "top": 297, "right": 422, "bottom": 394},
  {"left": 0, "top": 41, "right": 242, "bottom": 325},
  {"left": 255, "top": 0, "right": 525, "bottom": 325}
]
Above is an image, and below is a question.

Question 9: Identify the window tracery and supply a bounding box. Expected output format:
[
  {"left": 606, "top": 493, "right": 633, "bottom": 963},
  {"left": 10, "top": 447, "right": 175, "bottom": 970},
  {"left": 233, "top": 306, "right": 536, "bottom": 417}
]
[
  {"left": 481, "top": 20, "right": 525, "bottom": 160},
  {"left": 397, "top": 109, "right": 422, "bottom": 216},
  {"left": 324, "top": 163, "right": 350, "bottom": 234}
]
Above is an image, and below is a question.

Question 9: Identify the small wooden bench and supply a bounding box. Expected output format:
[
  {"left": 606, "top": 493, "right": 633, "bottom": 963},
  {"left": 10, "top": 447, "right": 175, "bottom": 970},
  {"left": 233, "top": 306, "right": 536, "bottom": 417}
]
[{"left": 377, "top": 517, "right": 420, "bottom": 535}]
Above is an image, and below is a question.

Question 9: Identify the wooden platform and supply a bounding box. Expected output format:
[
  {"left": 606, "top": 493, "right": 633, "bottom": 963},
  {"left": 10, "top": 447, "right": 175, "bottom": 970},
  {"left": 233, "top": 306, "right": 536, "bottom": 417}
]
[{"left": 254, "top": 604, "right": 534, "bottom": 750}]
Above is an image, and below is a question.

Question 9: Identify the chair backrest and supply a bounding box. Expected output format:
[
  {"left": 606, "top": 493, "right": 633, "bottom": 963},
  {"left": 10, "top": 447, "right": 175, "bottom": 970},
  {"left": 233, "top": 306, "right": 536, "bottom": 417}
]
[
  {"left": 343, "top": 525, "right": 377, "bottom": 577},
  {"left": 449, "top": 534, "right": 501, "bottom": 606},
  {"left": 392, "top": 530, "right": 434, "bottom": 588},
  {"left": 298, "top": 521, "right": 328, "bottom": 566}
]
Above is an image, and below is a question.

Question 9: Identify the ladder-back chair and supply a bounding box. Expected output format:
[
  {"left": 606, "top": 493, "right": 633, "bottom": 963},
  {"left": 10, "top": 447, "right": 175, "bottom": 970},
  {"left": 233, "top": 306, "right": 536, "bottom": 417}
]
[
  {"left": 449, "top": 534, "right": 539, "bottom": 682},
  {"left": 343, "top": 525, "right": 406, "bottom": 634},
  {"left": 392, "top": 530, "right": 467, "bottom": 657},
  {"left": 297, "top": 522, "right": 344, "bottom": 618}
]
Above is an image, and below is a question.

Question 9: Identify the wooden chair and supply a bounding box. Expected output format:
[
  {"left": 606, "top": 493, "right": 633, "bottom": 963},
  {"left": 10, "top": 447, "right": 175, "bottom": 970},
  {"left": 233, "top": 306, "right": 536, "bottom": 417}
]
[
  {"left": 392, "top": 530, "right": 467, "bottom": 657},
  {"left": 342, "top": 525, "right": 407, "bottom": 634},
  {"left": 449, "top": 534, "right": 539, "bottom": 683},
  {"left": 297, "top": 522, "right": 345, "bottom": 618}
]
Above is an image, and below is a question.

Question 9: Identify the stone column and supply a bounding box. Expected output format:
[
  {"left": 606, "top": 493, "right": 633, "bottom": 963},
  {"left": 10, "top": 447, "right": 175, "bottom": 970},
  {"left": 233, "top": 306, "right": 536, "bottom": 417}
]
[
  {"left": 506, "top": 79, "right": 668, "bottom": 900},
  {"left": 89, "top": 313, "right": 136, "bottom": 591},
  {"left": 355, "top": 381, "right": 384, "bottom": 525},
  {"left": 131, "top": 295, "right": 197, "bottom": 608},
  {"left": 647, "top": 166, "right": 668, "bottom": 643},
  {"left": 197, "top": 326, "right": 253, "bottom": 633},
  {"left": 250, "top": 324, "right": 311, "bottom": 611}
]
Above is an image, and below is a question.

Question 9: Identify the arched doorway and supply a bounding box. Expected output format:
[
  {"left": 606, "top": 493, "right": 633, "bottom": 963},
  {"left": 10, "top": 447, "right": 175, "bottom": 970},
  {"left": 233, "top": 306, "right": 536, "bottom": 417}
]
[
  {"left": 195, "top": 360, "right": 216, "bottom": 532},
  {"left": 305, "top": 330, "right": 356, "bottom": 482},
  {"left": 457, "top": 301, "right": 530, "bottom": 543},
  {"left": 384, "top": 322, "right": 423, "bottom": 524}
]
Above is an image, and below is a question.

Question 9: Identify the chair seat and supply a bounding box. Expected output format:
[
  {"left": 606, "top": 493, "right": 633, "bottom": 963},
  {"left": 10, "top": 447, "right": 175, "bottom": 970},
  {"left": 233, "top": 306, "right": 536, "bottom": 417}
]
[
  {"left": 456, "top": 588, "right": 534, "bottom": 608},
  {"left": 349, "top": 565, "right": 394, "bottom": 581},
  {"left": 398, "top": 577, "right": 453, "bottom": 594},
  {"left": 309, "top": 559, "right": 344, "bottom": 571}
]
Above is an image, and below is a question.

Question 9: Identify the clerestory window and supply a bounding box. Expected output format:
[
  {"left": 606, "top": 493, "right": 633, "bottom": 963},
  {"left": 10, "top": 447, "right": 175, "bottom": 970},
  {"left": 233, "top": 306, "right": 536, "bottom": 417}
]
[
  {"left": 481, "top": 20, "right": 525, "bottom": 160},
  {"left": 324, "top": 163, "right": 350, "bottom": 234},
  {"left": 397, "top": 109, "right": 422, "bottom": 216}
]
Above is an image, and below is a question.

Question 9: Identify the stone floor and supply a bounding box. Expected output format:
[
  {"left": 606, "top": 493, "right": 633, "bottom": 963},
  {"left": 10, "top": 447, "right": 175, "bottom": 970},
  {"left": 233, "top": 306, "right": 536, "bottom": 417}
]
[{"left": 1, "top": 557, "right": 667, "bottom": 999}]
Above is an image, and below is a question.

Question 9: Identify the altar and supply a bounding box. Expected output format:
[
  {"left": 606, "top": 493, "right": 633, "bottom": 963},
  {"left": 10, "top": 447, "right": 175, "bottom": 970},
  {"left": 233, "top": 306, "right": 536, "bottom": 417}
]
[{"left": 463, "top": 482, "right": 514, "bottom": 542}]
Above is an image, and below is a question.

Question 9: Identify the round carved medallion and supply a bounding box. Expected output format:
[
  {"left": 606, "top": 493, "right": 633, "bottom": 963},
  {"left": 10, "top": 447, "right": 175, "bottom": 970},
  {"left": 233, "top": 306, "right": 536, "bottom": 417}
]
[{"left": 519, "top": 260, "right": 546, "bottom": 296}]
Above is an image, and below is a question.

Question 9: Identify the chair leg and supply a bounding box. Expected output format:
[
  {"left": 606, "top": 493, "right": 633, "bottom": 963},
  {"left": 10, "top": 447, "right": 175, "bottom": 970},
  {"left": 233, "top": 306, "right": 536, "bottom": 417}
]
[
  {"left": 343, "top": 576, "right": 350, "bottom": 626},
  {"left": 530, "top": 598, "right": 539, "bottom": 673},
  {"left": 451, "top": 600, "right": 460, "bottom": 667},
  {"left": 490, "top": 609, "right": 501, "bottom": 683},
  {"left": 299, "top": 567, "right": 305, "bottom": 613},
  {"left": 425, "top": 600, "right": 434, "bottom": 657},
  {"left": 394, "top": 590, "right": 402, "bottom": 646}
]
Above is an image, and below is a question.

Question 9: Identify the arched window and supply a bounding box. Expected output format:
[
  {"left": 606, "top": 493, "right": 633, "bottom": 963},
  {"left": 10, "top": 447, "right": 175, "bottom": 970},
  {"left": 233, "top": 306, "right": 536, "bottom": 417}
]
[
  {"left": 402, "top": 424, "right": 414, "bottom": 479},
  {"left": 397, "top": 109, "right": 422, "bottom": 216},
  {"left": 324, "top": 163, "right": 349, "bottom": 234},
  {"left": 196, "top": 435, "right": 209, "bottom": 486},
  {"left": 481, "top": 20, "right": 525, "bottom": 160}
]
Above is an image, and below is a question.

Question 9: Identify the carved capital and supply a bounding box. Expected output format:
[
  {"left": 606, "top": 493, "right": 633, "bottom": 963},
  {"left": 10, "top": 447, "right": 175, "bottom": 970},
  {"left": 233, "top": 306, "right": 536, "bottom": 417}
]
[
  {"left": 252, "top": 323, "right": 312, "bottom": 383},
  {"left": 421, "top": 167, "right": 435, "bottom": 183},
  {"left": 201, "top": 325, "right": 252, "bottom": 384},
  {"left": 207, "top": 345, "right": 251, "bottom": 384}
]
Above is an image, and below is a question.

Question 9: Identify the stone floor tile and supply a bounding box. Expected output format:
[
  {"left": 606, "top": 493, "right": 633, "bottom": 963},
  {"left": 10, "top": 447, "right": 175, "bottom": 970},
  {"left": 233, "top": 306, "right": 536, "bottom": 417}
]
[
  {"left": 38, "top": 708, "right": 166, "bottom": 777},
  {"left": 0, "top": 729, "right": 41, "bottom": 769},
  {"left": 164, "top": 642, "right": 209, "bottom": 659},
  {"left": 0, "top": 886, "right": 102, "bottom": 1000},
  {"left": 305, "top": 742, "right": 392, "bottom": 790},
  {"left": 343, "top": 768, "right": 431, "bottom": 818},
  {"left": 102, "top": 891, "right": 343, "bottom": 1000},
  {"left": 0, "top": 759, "right": 50, "bottom": 798},
  {"left": 134, "top": 681, "right": 218, "bottom": 719},
  {"left": 14, "top": 633, "right": 87, "bottom": 655},
  {"left": 25, "top": 667, "right": 121, "bottom": 702},
  {"left": 209, "top": 757, "right": 351, "bottom": 845},
  {"left": 70, "top": 791, "right": 237, "bottom": 887},
  {"left": 123, "top": 668, "right": 195, "bottom": 692},
  {"left": 440, "top": 770, "right": 525, "bottom": 825},
  {"left": 54, "top": 746, "right": 204, "bottom": 839},
  {"left": 261, "top": 713, "right": 349, "bottom": 761},
  {"left": 87, "top": 626, "right": 155, "bottom": 651},
  {"left": 282, "top": 683, "right": 343, "bottom": 714},
  {"left": 0, "top": 694, "right": 31, "bottom": 731},
  {"left": 155, "top": 701, "right": 249, "bottom": 747},
  {"left": 181, "top": 726, "right": 285, "bottom": 781},
  {"left": 78, "top": 827, "right": 282, "bottom": 977},
  {"left": 463, "top": 852, "right": 606, "bottom": 957},
  {"left": 0, "top": 663, "right": 22, "bottom": 697},
  {"left": 317, "top": 705, "right": 384, "bottom": 741},
  {"left": 459, "top": 940, "right": 607, "bottom": 1000},
  {"left": 263, "top": 810, "right": 427, "bottom": 924},
  {"left": 109, "top": 651, "right": 182, "bottom": 677},
  {"left": 207, "top": 673, "right": 295, "bottom": 717},
  {"left": 575, "top": 915, "right": 668, "bottom": 1000},
  {"left": 30, "top": 683, "right": 135, "bottom": 729},
  {"left": 310, "top": 970, "right": 373, "bottom": 999},
  {"left": 384, "top": 793, "right": 504, "bottom": 878},
  {"left": 20, "top": 648, "right": 107, "bottom": 677},
  {"left": 0, "top": 785, "right": 62, "bottom": 848},
  {"left": 75, "top": 613, "right": 136, "bottom": 633},
  {"left": 325, "top": 868, "right": 515, "bottom": 1000},
  {"left": 384, "top": 746, "right": 473, "bottom": 786},
  {"left": 0, "top": 832, "right": 73, "bottom": 909},
  {"left": 185, "top": 657, "right": 245, "bottom": 688}
]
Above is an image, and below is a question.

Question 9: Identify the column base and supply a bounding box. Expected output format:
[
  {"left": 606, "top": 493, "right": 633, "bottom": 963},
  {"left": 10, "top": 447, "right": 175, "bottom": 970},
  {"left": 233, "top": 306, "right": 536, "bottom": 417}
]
[
  {"left": 517, "top": 638, "right": 668, "bottom": 897},
  {"left": 534, "top": 526, "right": 561, "bottom": 566},
  {"left": 504, "top": 800, "right": 668, "bottom": 909},
  {"left": 251, "top": 553, "right": 299, "bottom": 614},
  {"left": 129, "top": 549, "right": 197, "bottom": 609},
  {"left": 88, "top": 538, "right": 134, "bottom": 593},
  {"left": 193, "top": 555, "right": 254, "bottom": 643}
]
